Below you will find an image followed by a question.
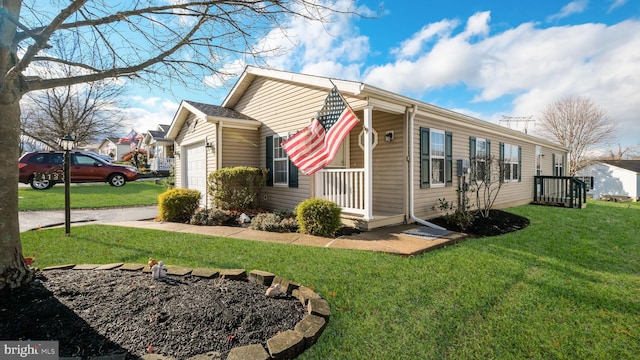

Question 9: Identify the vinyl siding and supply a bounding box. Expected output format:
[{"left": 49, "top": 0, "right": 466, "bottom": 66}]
[
  {"left": 221, "top": 127, "right": 259, "bottom": 168},
  {"left": 412, "top": 114, "right": 568, "bottom": 219},
  {"left": 233, "top": 77, "right": 330, "bottom": 210},
  {"left": 347, "top": 110, "right": 405, "bottom": 215}
]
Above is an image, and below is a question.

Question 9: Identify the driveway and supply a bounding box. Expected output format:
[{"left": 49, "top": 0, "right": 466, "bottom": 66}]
[{"left": 19, "top": 206, "right": 158, "bottom": 233}]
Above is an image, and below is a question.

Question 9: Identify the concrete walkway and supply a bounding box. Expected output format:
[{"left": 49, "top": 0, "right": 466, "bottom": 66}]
[
  {"left": 106, "top": 220, "right": 468, "bottom": 256},
  {"left": 20, "top": 206, "right": 467, "bottom": 256},
  {"left": 19, "top": 206, "right": 159, "bottom": 233}
]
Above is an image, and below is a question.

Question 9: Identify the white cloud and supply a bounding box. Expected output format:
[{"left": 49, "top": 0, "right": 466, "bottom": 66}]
[
  {"left": 120, "top": 98, "right": 179, "bottom": 134},
  {"left": 203, "top": 59, "right": 247, "bottom": 88},
  {"left": 392, "top": 19, "right": 459, "bottom": 59},
  {"left": 202, "top": 0, "right": 372, "bottom": 88},
  {"left": 547, "top": 0, "right": 589, "bottom": 22},
  {"left": 361, "top": 13, "right": 640, "bottom": 147},
  {"left": 463, "top": 11, "right": 491, "bottom": 38},
  {"left": 608, "top": 0, "right": 628, "bottom": 12}
]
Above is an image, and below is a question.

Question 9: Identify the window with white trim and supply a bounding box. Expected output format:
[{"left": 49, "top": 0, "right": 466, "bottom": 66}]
[
  {"left": 554, "top": 154, "right": 564, "bottom": 176},
  {"left": 430, "top": 130, "right": 445, "bottom": 186},
  {"left": 502, "top": 143, "right": 520, "bottom": 182},
  {"left": 535, "top": 146, "right": 542, "bottom": 176},
  {"left": 475, "top": 138, "right": 488, "bottom": 180},
  {"left": 273, "top": 135, "right": 288, "bottom": 185}
]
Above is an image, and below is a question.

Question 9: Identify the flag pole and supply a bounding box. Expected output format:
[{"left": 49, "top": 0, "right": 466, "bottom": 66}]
[{"left": 327, "top": 80, "right": 359, "bottom": 122}]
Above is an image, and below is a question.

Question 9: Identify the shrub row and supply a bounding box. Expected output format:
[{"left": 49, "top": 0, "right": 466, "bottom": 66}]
[{"left": 157, "top": 165, "right": 343, "bottom": 237}]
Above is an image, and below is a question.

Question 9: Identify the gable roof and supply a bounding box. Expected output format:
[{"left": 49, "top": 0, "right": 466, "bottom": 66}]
[
  {"left": 223, "top": 66, "right": 567, "bottom": 151},
  {"left": 167, "top": 100, "right": 261, "bottom": 139},
  {"left": 600, "top": 160, "right": 640, "bottom": 173}
]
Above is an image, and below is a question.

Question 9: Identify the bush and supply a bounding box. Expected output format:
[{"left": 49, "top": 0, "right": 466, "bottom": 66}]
[
  {"left": 162, "top": 165, "right": 175, "bottom": 189},
  {"left": 158, "top": 188, "right": 201, "bottom": 223},
  {"left": 296, "top": 198, "right": 342, "bottom": 237},
  {"left": 207, "top": 167, "right": 267, "bottom": 211},
  {"left": 251, "top": 212, "right": 298, "bottom": 233},
  {"left": 189, "top": 208, "right": 233, "bottom": 226},
  {"left": 433, "top": 197, "right": 474, "bottom": 231}
]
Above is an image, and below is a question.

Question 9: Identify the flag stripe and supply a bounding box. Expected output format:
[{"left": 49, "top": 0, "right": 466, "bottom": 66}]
[
  {"left": 293, "top": 108, "right": 359, "bottom": 174},
  {"left": 282, "top": 87, "right": 360, "bottom": 175}
]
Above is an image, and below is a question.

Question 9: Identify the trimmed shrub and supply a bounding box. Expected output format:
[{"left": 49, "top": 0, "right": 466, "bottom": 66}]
[
  {"left": 190, "top": 208, "right": 233, "bottom": 226},
  {"left": 207, "top": 167, "right": 267, "bottom": 211},
  {"left": 296, "top": 198, "right": 342, "bottom": 237},
  {"left": 251, "top": 212, "right": 298, "bottom": 233},
  {"left": 158, "top": 188, "right": 201, "bottom": 223},
  {"left": 162, "top": 165, "right": 175, "bottom": 189}
]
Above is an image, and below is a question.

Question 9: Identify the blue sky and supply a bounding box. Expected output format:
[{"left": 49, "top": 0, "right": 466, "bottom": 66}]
[{"left": 124, "top": 0, "right": 639, "bottom": 152}]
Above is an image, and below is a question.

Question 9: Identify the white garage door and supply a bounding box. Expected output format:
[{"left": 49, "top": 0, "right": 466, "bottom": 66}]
[{"left": 184, "top": 144, "right": 207, "bottom": 207}]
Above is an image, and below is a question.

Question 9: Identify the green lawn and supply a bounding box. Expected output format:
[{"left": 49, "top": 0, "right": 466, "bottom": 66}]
[
  {"left": 20, "top": 201, "right": 640, "bottom": 359},
  {"left": 18, "top": 181, "right": 166, "bottom": 211}
]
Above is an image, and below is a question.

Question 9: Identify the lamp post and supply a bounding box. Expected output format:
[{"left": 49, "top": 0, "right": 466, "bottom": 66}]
[{"left": 60, "top": 135, "right": 75, "bottom": 235}]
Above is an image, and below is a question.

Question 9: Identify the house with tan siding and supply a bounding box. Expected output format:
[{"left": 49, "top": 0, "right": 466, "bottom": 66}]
[{"left": 167, "top": 66, "right": 568, "bottom": 229}]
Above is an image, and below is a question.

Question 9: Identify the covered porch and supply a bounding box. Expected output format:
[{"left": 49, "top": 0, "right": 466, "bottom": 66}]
[{"left": 312, "top": 106, "right": 407, "bottom": 230}]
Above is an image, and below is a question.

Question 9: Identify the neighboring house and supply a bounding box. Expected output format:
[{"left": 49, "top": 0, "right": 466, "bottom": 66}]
[
  {"left": 576, "top": 160, "right": 640, "bottom": 201},
  {"left": 167, "top": 66, "right": 568, "bottom": 229},
  {"left": 97, "top": 138, "right": 132, "bottom": 161},
  {"left": 98, "top": 130, "right": 143, "bottom": 162},
  {"left": 139, "top": 124, "right": 175, "bottom": 172}
]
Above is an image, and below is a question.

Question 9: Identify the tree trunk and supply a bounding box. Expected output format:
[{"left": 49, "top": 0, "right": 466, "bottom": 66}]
[{"left": 0, "top": 100, "right": 33, "bottom": 290}]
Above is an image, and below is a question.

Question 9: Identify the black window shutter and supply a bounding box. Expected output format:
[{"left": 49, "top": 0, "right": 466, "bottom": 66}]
[
  {"left": 445, "top": 131, "right": 452, "bottom": 187},
  {"left": 486, "top": 139, "right": 491, "bottom": 182},
  {"left": 469, "top": 136, "right": 476, "bottom": 181},
  {"left": 288, "top": 159, "right": 298, "bottom": 188},
  {"left": 499, "top": 142, "right": 505, "bottom": 183},
  {"left": 420, "top": 127, "right": 430, "bottom": 188},
  {"left": 266, "top": 136, "right": 273, "bottom": 187},
  {"left": 518, "top": 146, "right": 522, "bottom": 182}
]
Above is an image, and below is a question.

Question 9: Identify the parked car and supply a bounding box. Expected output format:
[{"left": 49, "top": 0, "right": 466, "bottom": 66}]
[
  {"left": 83, "top": 151, "right": 115, "bottom": 163},
  {"left": 19, "top": 150, "right": 138, "bottom": 190}
]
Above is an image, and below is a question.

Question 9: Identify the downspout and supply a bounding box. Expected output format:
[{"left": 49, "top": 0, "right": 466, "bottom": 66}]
[{"left": 408, "top": 105, "right": 447, "bottom": 231}]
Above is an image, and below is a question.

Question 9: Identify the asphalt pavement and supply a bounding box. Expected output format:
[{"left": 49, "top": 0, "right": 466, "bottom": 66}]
[{"left": 19, "top": 206, "right": 158, "bottom": 233}]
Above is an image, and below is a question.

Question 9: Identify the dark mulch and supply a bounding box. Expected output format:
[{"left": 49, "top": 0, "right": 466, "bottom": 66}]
[
  {"left": 429, "top": 209, "right": 530, "bottom": 237},
  {"left": 0, "top": 270, "right": 305, "bottom": 359}
]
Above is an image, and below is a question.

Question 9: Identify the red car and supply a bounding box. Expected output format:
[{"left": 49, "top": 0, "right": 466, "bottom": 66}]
[{"left": 19, "top": 151, "right": 138, "bottom": 190}]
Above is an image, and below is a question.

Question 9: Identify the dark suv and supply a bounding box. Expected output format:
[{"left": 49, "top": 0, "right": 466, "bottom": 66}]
[{"left": 19, "top": 151, "right": 138, "bottom": 190}]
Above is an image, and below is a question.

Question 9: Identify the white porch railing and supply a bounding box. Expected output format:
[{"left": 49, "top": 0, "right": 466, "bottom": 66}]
[
  {"left": 316, "top": 168, "right": 365, "bottom": 215},
  {"left": 150, "top": 157, "right": 175, "bottom": 171}
]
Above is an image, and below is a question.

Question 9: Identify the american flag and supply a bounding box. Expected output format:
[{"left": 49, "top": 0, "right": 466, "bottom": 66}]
[{"left": 282, "top": 87, "right": 360, "bottom": 175}]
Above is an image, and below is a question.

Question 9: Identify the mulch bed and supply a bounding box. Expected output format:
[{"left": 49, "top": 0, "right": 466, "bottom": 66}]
[
  {"left": 0, "top": 270, "right": 305, "bottom": 359},
  {"left": 429, "top": 209, "right": 530, "bottom": 237}
]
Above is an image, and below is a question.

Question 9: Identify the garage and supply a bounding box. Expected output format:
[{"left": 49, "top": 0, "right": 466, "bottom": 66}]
[{"left": 183, "top": 143, "right": 207, "bottom": 207}]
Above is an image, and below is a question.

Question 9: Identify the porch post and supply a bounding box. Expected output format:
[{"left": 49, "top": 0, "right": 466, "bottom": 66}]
[{"left": 363, "top": 105, "right": 373, "bottom": 220}]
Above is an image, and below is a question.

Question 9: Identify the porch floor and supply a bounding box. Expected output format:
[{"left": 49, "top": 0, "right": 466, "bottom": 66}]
[{"left": 341, "top": 211, "right": 406, "bottom": 230}]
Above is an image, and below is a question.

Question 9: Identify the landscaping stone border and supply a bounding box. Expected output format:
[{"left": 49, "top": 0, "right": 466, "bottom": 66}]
[{"left": 42, "top": 264, "right": 330, "bottom": 360}]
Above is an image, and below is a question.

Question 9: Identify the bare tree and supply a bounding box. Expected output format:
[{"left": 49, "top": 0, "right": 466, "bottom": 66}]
[
  {"left": 604, "top": 143, "right": 640, "bottom": 160},
  {"left": 537, "top": 96, "right": 616, "bottom": 175},
  {"left": 470, "top": 155, "right": 505, "bottom": 219},
  {"left": 0, "top": 0, "right": 357, "bottom": 289},
  {"left": 21, "top": 77, "right": 125, "bottom": 150}
]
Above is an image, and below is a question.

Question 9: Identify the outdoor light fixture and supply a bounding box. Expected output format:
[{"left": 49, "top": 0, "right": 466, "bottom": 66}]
[
  {"left": 384, "top": 131, "right": 394, "bottom": 142},
  {"left": 61, "top": 134, "right": 75, "bottom": 235},
  {"left": 60, "top": 134, "right": 74, "bottom": 151}
]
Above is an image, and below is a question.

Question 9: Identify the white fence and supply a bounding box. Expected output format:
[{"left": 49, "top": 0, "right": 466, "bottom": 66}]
[
  {"left": 316, "top": 168, "right": 365, "bottom": 215},
  {"left": 150, "top": 157, "right": 174, "bottom": 171}
]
